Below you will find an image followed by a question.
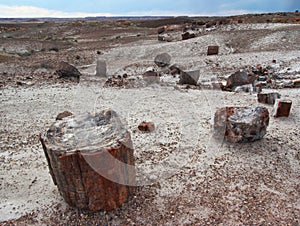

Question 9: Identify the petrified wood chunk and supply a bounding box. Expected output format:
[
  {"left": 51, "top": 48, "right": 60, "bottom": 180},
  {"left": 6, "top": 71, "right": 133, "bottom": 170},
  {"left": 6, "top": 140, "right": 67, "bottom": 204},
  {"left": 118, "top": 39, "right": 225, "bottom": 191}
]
[
  {"left": 257, "top": 92, "right": 281, "bottom": 104},
  {"left": 207, "top": 46, "right": 219, "bottom": 55},
  {"left": 214, "top": 107, "right": 269, "bottom": 143},
  {"left": 178, "top": 70, "right": 200, "bottom": 86},
  {"left": 273, "top": 99, "right": 292, "bottom": 117},
  {"left": 95, "top": 60, "right": 107, "bottom": 77},
  {"left": 138, "top": 121, "right": 155, "bottom": 132},
  {"left": 56, "top": 111, "right": 73, "bottom": 120},
  {"left": 40, "top": 109, "right": 135, "bottom": 211}
]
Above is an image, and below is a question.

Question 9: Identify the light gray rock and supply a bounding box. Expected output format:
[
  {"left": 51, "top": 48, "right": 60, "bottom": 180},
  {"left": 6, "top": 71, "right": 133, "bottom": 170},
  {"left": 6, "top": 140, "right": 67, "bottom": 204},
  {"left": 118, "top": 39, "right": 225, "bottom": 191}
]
[{"left": 95, "top": 60, "right": 107, "bottom": 77}]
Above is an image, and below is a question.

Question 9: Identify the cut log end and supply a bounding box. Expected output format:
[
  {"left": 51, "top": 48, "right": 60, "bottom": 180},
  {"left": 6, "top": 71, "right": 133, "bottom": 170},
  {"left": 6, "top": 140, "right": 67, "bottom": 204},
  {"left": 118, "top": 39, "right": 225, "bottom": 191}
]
[
  {"left": 40, "top": 109, "right": 135, "bottom": 211},
  {"left": 214, "top": 107, "right": 269, "bottom": 143}
]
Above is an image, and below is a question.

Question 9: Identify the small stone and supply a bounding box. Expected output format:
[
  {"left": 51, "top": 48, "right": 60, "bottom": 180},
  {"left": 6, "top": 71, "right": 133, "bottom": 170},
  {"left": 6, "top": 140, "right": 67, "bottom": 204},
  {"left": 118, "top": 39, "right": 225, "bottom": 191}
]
[
  {"left": 56, "top": 62, "right": 81, "bottom": 82},
  {"left": 95, "top": 60, "right": 107, "bottom": 77},
  {"left": 143, "top": 71, "right": 159, "bottom": 85},
  {"left": 56, "top": 111, "right": 73, "bottom": 120},
  {"left": 178, "top": 70, "right": 200, "bottom": 86},
  {"left": 182, "top": 32, "right": 196, "bottom": 40},
  {"left": 138, "top": 121, "right": 155, "bottom": 132},
  {"left": 157, "top": 26, "right": 165, "bottom": 34},
  {"left": 273, "top": 99, "right": 292, "bottom": 117},
  {"left": 293, "top": 78, "right": 300, "bottom": 88},
  {"left": 257, "top": 92, "right": 281, "bottom": 105},
  {"left": 207, "top": 46, "right": 219, "bottom": 55},
  {"left": 226, "top": 70, "right": 257, "bottom": 90},
  {"left": 154, "top": 53, "right": 171, "bottom": 67}
]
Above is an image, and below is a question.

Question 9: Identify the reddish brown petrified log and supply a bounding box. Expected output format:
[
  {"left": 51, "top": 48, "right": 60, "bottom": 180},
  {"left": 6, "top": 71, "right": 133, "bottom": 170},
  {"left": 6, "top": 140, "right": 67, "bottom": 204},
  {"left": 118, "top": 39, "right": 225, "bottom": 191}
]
[
  {"left": 273, "top": 99, "right": 292, "bottom": 117},
  {"left": 138, "top": 121, "right": 155, "bottom": 132},
  {"left": 214, "top": 107, "right": 269, "bottom": 143},
  {"left": 40, "top": 109, "right": 135, "bottom": 211},
  {"left": 207, "top": 46, "right": 219, "bottom": 55}
]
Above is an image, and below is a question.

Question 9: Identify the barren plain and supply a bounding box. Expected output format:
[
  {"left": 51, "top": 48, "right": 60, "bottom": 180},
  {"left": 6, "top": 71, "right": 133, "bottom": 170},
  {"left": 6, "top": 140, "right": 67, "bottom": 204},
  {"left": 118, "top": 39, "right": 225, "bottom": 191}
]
[{"left": 0, "top": 15, "right": 300, "bottom": 225}]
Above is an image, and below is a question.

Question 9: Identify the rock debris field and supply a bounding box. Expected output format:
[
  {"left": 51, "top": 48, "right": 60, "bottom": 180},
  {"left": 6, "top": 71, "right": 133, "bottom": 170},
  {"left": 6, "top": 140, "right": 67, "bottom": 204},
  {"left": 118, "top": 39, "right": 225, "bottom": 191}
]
[{"left": 0, "top": 19, "right": 300, "bottom": 225}]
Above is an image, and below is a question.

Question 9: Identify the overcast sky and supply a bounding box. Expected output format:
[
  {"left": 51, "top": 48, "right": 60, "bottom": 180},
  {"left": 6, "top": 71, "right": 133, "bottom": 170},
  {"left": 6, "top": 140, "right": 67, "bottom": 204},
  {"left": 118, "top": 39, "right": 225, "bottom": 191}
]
[{"left": 0, "top": 0, "right": 299, "bottom": 18}]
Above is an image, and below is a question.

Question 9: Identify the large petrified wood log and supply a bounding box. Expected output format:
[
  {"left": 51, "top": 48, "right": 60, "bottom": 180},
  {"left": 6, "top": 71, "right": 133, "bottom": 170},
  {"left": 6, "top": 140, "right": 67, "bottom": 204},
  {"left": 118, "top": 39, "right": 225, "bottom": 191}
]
[
  {"left": 40, "top": 109, "right": 135, "bottom": 211},
  {"left": 214, "top": 107, "right": 269, "bottom": 143}
]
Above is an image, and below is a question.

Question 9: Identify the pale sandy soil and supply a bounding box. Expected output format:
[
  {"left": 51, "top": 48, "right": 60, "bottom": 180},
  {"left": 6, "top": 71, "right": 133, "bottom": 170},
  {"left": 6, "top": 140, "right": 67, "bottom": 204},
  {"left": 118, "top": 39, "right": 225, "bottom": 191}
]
[{"left": 0, "top": 23, "right": 300, "bottom": 225}]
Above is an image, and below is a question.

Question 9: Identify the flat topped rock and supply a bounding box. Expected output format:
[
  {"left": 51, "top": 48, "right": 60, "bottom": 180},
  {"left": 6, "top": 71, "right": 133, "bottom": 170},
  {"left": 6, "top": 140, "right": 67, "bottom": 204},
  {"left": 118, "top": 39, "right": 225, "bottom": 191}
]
[
  {"left": 44, "top": 109, "right": 128, "bottom": 152},
  {"left": 214, "top": 106, "right": 269, "bottom": 143},
  {"left": 40, "top": 109, "right": 135, "bottom": 211}
]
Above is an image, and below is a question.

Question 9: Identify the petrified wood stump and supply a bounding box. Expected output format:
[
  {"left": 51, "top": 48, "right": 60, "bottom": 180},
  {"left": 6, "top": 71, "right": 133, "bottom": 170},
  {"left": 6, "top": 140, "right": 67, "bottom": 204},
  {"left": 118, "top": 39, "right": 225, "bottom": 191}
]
[
  {"left": 273, "top": 99, "right": 292, "bottom": 117},
  {"left": 40, "top": 109, "right": 135, "bottom": 211},
  {"left": 214, "top": 107, "right": 269, "bottom": 143}
]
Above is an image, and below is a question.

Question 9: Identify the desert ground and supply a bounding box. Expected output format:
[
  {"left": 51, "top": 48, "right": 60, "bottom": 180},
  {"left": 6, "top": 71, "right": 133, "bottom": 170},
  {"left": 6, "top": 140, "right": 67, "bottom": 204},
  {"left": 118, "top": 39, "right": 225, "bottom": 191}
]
[{"left": 0, "top": 15, "right": 300, "bottom": 225}]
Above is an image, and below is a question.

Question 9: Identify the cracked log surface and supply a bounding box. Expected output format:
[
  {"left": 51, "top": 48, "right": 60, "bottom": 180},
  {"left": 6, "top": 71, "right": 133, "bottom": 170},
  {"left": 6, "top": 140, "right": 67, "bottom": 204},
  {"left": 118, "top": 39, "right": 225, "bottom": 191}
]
[{"left": 40, "top": 109, "right": 135, "bottom": 211}]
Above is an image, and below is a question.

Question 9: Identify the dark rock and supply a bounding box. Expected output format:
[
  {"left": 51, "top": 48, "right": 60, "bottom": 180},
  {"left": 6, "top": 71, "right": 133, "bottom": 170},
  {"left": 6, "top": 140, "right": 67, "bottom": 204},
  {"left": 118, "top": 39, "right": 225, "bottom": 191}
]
[
  {"left": 293, "top": 78, "right": 300, "bottom": 88},
  {"left": 182, "top": 32, "right": 196, "bottom": 40},
  {"left": 157, "top": 26, "right": 165, "bottom": 34},
  {"left": 207, "top": 46, "right": 219, "bottom": 55},
  {"left": 56, "top": 111, "right": 73, "bottom": 120},
  {"left": 214, "top": 106, "right": 269, "bottom": 143},
  {"left": 56, "top": 62, "right": 81, "bottom": 82},
  {"left": 95, "top": 60, "right": 107, "bottom": 77},
  {"left": 154, "top": 53, "right": 171, "bottom": 67},
  {"left": 273, "top": 100, "right": 292, "bottom": 117},
  {"left": 138, "top": 121, "right": 155, "bottom": 132},
  {"left": 178, "top": 70, "right": 200, "bottom": 86},
  {"left": 143, "top": 71, "right": 160, "bottom": 85},
  {"left": 169, "top": 64, "right": 183, "bottom": 76},
  {"left": 226, "top": 70, "right": 257, "bottom": 90},
  {"left": 257, "top": 92, "right": 281, "bottom": 105}
]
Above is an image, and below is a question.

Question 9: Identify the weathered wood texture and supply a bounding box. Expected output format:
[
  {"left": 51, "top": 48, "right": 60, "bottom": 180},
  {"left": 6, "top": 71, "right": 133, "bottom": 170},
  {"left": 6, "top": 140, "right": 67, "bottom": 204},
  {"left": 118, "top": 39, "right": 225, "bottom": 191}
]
[
  {"left": 273, "top": 99, "right": 292, "bottom": 117},
  {"left": 214, "top": 107, "right": 269, "bottom": 143},
  {"left": 40, "top": 110, "right": 135, "bottom": 211}
]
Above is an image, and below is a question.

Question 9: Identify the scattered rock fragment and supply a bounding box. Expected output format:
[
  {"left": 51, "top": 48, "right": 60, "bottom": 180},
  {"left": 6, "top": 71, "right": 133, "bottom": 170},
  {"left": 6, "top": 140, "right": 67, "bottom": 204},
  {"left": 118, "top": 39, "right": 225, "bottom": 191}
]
[
  {"left": 158, "top": 34, "right": 174, "bottom": 42},
  {"left": 214, "top": 106, "right": 269, "bottom": 143},
  {"left": 225, "top": 70, "right": 257, "bottom": 90},
  {"left": 207, "top": 46, "right": 219, "bottom": 55},
  {"left": 234, "top": 84, "right": 253, "bottom": 93},
  {"left": 95, "top": 60, "right": 107, "bottom": 77},
  {"left": 273, "top": 99, "right": 292, "bottom": 117},
  {"left": 138, "top": 121, "right": 155, "bottom": 132},
  {"left": 257, "top": 92, "right": 281, "bottom": 104},
  {"left": 178, "top": 70, "right": 200, "bottom": 86},
  {"left": 154, "top": 53, "right": 171, "bottom": 67},
  {"left": 56, "top": 61, "right": 81, "bottom": 82},
  {"left": 169, "top": 64, "right": 183, "bottom": 75},
  {"left": 143, "top": 71, "right": 160, "bottom": 85},
  {"left": 293, "top": 78, "right": 300, "bottom": 88},
  {"left": 104, "top": 76, "right": 131, "bottom": 88},
  {"left": 56, "top": 111, "right": 73, "bottom": 120},
  {"left": 157, "top": 26, "right": 165, "bottom": 34},
  {"left": 182, "top": 32, "right": 196, "bottom": 40}
]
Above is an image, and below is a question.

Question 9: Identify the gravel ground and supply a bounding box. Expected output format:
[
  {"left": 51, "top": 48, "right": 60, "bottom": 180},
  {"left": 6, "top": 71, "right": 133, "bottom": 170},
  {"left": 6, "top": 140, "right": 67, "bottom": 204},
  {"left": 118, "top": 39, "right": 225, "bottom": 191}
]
[{"left": 0, "top": 22, "right": 300, "bottom": 225}]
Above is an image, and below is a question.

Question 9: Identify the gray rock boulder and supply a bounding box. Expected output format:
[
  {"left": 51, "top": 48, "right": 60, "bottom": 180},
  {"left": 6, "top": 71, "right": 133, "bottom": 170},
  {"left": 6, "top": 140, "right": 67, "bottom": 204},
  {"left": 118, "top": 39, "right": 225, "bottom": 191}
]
[
  {"left": 56, "top": 62, "right": 81, "bottom": 82},
  {"left": 154, "top": 53, "right": 171, "bottom": 67},
  {"left": 178, "top": 70, "right": 200, "bottom": 86}
]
